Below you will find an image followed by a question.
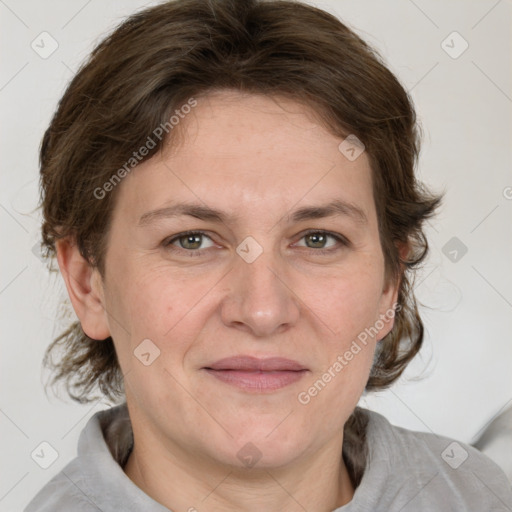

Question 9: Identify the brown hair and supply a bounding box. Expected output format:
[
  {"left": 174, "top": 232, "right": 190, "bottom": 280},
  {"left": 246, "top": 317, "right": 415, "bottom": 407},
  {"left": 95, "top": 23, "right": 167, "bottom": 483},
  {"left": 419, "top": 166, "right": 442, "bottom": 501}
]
[{"left": 39, "top": 0, "right": 441, "bottom": 486}]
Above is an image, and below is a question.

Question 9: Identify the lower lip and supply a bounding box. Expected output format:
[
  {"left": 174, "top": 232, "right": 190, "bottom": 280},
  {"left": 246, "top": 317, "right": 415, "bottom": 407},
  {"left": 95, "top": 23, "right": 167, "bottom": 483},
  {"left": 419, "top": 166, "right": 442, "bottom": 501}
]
[{"left": 203, "top": 369, "right": 308, "bottom": 392}]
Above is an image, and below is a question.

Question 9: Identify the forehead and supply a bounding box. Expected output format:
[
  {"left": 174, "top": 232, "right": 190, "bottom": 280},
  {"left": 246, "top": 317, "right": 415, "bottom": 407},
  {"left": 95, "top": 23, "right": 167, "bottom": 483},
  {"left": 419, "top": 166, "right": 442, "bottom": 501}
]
[
  {"left": 168, "top": 91, "right": 354, "bottom": 170},
  {"left": 115, "top": 91, "right": 376, "bottom": 225}
]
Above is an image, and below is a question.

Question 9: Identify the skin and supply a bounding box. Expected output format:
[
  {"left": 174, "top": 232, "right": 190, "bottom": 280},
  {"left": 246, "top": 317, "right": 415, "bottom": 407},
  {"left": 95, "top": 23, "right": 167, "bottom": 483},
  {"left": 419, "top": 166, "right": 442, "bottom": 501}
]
[{"left": 57, "top": 91, "right": 400, "bottom": 512}]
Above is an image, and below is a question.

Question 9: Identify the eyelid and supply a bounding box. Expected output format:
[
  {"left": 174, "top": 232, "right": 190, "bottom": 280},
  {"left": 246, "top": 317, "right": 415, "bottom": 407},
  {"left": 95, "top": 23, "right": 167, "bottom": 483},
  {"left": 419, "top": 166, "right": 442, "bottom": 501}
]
[
  {"left": 163, "top": 230, "right": 217, "bottom": 252},
  {"left": 292, "top": 229, "right": 349, "bottom": 251},
  {"left": 162, "top": 229, "right": 349, "bottom": 255}
]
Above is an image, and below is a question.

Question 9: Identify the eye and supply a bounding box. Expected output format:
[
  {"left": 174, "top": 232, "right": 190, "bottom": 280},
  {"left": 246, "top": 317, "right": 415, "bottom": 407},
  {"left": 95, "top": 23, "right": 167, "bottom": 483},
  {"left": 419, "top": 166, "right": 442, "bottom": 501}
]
[
  {"left": 294, "top": 230, "right": 348, "bottom": 252},
  {"left": 165, "top": 231, "right": 215, "bottom": 251}
]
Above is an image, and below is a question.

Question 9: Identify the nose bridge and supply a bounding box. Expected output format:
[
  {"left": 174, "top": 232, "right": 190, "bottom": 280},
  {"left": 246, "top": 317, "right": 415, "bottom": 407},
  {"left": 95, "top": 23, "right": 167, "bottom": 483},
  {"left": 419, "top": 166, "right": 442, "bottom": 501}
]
[{"left": 221, "top": 247, "right": 300, "bottom": 336}]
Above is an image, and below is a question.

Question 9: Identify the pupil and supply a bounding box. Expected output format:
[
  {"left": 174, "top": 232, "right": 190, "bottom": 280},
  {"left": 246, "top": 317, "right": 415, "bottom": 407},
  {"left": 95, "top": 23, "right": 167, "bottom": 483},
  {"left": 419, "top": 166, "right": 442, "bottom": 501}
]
[
  {"left": 182, "top": 234, "right": 201, "bottom": 249},
  {"left": 307, "top": 233, "right": 325, "bottom": 248}
]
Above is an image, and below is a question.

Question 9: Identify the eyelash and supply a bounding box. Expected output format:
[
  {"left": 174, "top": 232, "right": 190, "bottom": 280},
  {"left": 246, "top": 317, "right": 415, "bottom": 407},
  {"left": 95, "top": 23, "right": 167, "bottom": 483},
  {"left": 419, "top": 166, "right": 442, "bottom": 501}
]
[{"left": 162, "top": 229, "right": 349, "bottom": 257}]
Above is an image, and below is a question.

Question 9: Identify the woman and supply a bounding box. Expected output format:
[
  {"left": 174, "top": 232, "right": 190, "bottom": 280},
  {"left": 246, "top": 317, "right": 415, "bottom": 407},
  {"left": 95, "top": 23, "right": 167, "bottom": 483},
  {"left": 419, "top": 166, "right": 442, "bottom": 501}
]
[{"left": 26, "top": 0, "right": 512, "bottom": 510}]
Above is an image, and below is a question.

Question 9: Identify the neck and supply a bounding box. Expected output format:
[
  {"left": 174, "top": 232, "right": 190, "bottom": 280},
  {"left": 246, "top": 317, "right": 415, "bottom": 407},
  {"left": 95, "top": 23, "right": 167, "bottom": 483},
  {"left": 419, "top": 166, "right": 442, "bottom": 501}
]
[{"left": 124, "top": 429, "right": 355, "bottom": 512}]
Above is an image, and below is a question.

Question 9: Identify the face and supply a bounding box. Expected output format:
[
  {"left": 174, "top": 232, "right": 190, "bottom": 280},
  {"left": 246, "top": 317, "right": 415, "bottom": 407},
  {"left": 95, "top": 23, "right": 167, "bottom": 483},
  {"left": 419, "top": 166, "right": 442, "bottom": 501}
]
[{"left": 94, "top": 91, "right": 398, "bottom": 469}]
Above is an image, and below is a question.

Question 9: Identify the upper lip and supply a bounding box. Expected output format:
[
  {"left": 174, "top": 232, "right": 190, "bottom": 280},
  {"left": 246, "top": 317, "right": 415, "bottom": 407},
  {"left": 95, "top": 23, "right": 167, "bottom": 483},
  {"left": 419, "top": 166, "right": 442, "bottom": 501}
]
[{"left": 204, "top": 356, "right": 307, "bottom": 372}]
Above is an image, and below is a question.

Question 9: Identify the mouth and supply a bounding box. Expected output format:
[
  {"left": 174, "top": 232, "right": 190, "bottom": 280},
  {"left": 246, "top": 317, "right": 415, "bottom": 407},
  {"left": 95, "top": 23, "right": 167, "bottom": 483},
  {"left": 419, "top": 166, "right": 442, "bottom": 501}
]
[{"left": 202, "top": 356, "right": 309, "bottom": 392}]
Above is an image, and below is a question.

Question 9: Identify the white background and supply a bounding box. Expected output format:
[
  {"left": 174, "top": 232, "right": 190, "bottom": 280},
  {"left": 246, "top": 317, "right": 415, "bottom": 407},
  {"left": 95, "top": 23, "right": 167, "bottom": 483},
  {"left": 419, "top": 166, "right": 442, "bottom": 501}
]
[{"left": 1, "top": 0, "right": 511, "bottom": 510}]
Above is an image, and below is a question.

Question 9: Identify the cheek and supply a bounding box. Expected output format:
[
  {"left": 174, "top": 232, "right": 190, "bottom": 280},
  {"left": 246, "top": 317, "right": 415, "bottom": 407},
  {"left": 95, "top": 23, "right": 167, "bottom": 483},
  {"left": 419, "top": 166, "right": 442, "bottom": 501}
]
[
  {"left": 101, "top": 260, "right": 177, "bottom": 371},
  {"left": 297, "top": 283, "right": 380, "bottom": 427},
  {"left": 108, "top": 260, "right": 185, "bottom": 331},
  {"left": 109, "top": 264, "right": 224, "bottom": 362},
  {"left": 295, "top": 259, "right": 385, "bottom": 407},
  {"left": 106, "top": 268, "right": 193, "bottom": 408},
  {"left": 306, "top": 262, "right": 385, "bottom": 339}
]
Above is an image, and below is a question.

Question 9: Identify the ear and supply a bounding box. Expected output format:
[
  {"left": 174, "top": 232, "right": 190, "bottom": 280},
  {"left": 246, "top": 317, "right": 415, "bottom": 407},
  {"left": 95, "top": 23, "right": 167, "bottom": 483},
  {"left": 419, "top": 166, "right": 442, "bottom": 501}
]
[
  {"left": 55, "top": 238, "right": 111, "bottom": 341},
  {"left": 376, "top": 242, "right": 409, "bottom": 341}
]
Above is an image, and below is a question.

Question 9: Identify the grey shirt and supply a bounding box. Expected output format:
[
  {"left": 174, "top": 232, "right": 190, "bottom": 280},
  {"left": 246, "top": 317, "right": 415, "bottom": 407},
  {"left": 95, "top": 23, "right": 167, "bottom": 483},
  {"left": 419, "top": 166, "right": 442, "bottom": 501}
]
[{"left": 25, "top": 404, "right": 512, "bottom": 511}]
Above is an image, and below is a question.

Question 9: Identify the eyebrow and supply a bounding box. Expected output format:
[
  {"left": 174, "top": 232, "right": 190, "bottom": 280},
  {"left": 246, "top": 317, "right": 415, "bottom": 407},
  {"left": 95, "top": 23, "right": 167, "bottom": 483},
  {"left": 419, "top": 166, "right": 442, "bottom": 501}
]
[
  {"left": 138, "top": 199, "right": 367, "bottom": 226},
  {"left": 138, "top": 203, "right": 230, "bottom": 226},
  {"left": 290, "top": 200, "right": 367, "bottom": 225}
]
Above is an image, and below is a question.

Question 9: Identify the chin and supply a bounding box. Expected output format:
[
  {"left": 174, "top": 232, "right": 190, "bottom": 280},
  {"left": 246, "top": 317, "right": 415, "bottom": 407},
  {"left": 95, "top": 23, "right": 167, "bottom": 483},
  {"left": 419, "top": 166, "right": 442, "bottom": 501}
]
[{"left": 208, "top": 429, "right": 306, "bottom": 471}]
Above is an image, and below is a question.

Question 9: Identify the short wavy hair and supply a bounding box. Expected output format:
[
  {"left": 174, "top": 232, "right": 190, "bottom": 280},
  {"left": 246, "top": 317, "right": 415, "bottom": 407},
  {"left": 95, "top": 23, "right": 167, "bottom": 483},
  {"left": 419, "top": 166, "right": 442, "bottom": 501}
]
[{"left": 39, "top": 0, "right": 441, "bottom": 485}]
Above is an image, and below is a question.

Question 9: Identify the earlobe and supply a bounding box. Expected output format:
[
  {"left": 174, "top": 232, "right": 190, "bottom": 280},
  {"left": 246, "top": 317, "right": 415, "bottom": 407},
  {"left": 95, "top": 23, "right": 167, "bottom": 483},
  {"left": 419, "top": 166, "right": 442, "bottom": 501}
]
[{"left": 55, "top": 238, "right": 111, "bottom": 341}]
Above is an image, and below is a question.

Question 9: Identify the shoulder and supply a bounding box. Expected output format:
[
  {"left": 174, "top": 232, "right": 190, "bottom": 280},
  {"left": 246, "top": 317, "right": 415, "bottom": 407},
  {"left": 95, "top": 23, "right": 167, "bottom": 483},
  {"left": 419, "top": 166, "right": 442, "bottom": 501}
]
[
  {"left": 24, "top": 405, "right": 133, "bottom": 512},
  {"left": 24, "top": 404, "right": 168, "bottom": 512},
  {"left": 24, "top": 459, "right": 100, "bottom": 511},
  {"left": 354, "top": 408, "right": 512, "bottom": 511}
]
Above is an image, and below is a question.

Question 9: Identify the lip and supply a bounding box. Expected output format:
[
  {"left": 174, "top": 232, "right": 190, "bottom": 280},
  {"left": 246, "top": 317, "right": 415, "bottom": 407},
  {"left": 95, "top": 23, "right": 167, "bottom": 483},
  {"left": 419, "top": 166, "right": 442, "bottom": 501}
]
[
  {"left": 206, "top": 356, "right": 307, "bottom": 372},
  {"left": 203, "top": 356, "right": 308, "bottom": 392}
]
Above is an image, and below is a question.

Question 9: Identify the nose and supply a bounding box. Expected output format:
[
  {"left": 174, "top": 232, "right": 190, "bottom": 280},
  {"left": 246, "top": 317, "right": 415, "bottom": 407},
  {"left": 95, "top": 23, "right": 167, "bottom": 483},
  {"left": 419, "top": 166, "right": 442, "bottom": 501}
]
[{"left": 220, "top": 249, "right": 301, "bottom": 337}]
